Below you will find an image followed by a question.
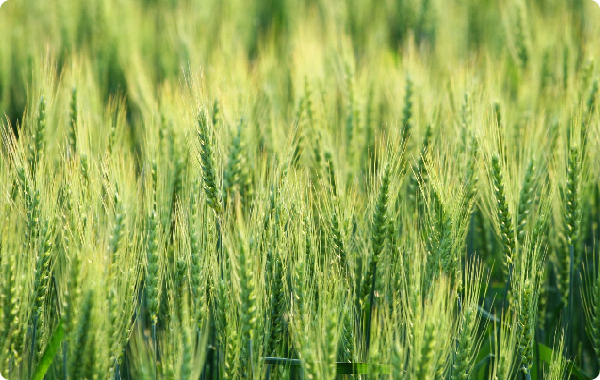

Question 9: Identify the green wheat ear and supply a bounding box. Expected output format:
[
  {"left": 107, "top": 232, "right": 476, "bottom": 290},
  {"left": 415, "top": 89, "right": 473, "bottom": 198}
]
[
  {"left": 238, "top": 229, "right": 257, "bottom": 378},
  {"left": 223, "top": 121, "right": 243, "bottom": 208},
  {"left": 563, "top": 144, "right": 581, "bottom": 355},
  {"left": 69, "top": 289, "right": 94, "bottom": 380},
  {"left": 324, "top": 151, "right": 338, "bottom": 197},
  {"left": 401, "top": 77, "right": 414, "bottom": 147},
  {"left": 267, "top": 252, "right": 285, "bottom": 356},
  {"left": 517, "top": 279, "right": 536, "bottom": 378},
  {"left": 580, "top": 77, "right": 598, "bottom": 160},
  {"left": 330, "top": 211, "right": 347, "bottom": 272},
  {"left": 491, "top": 153, "right": 516, "bottom": 313},
  {"left": 146, "top": 208, "right": 161, "bottom": 325},
  {"left": 197, "top": 110, "right": 222, "bottom": 215},
  {"left": 29, "top": 95, "right": 46, "bottom": 174},
  {"left": 584, "top": 259, "right": 600, "bottom": 367},
  {"left": 212, "top": 98, "right": 220, "bottom": 127},
  {"left": 415, "top": 321, "right": 436, "bottom": 378},
  {"left": 362, "top": 164, "right": 391, "bottom": 305},
  {"left": 516, "top": 158, "right": 535, "bottom": 241},
  {"left": 109, "top": 192, "right": 126, "bottom": 259},
  {"left": 188, "top": 181, "right": 206, "bottom": 329},
  {"left": 224, "top": 321, "right": 240, "bottom": 380},
  {"left": 491, "top": 154, "right": 515, "bottom": 262},
  {"left": 68, "top": 87, "right": 78, "bottom": 158},
  {"left": 174, "top": 258, "right": 188, "bottom": 323},
  {"left": 515, "top": 8, "right": 529, "bottom": 70},
  {"left": 565, "top": 145, "right": 580, "bottom": 247},
  {"left": 31, "top": 220, "right": 53, "bottom": 360},
  {"left": 339, "top": 303, "right": 354, "bottom": 363},
  {"left": 362, "top": 163, "right": 391, "bottom": 358},
  {"left": 372, "top": 164, "right": 391, "bottom": 261},
  {"left": 451, "top": 307, "right": 475, "bottom": 380},
  {"left": 407, "top": 124, "right": 433, "bottom": 204},
  {"left": 586, "top": 79, "right": 598, "bottom": 116},
  {"left": 345, "top": 63, "right": 356, "bottom": 149},
  {"left": 464, "top": 136, "right": 479, "bottom": 208}
]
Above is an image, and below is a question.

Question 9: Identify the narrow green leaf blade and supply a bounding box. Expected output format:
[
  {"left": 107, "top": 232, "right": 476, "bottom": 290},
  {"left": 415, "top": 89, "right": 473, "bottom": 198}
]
[{"left": 30, "top": 319, "right": 65, "bottom": 380}]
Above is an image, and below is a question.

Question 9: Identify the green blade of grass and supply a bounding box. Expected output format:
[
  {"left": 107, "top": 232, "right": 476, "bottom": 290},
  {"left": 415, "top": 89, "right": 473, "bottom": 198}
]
[{"left": 30, "top": 319, "right": 65, "bottom": 380}]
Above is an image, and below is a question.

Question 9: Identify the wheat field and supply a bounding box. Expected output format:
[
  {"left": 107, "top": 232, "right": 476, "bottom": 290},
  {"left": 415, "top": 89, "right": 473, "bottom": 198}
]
[{"left": 0, "top": 0, "right": 600, "bottom": 379}]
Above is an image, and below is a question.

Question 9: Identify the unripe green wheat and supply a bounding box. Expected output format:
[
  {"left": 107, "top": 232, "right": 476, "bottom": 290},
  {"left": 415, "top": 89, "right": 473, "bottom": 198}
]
[
  {"left": 564, "top": 144, "right": 581, "bottom": 355},
  {"left": 330, "top": 212, "right": 347, "bottom": 272},
  {"left": 515, "top": 9, "right": 529, "bottom": 69},
  {"left": 345, "top": 64, "right": 357, "bottom": 149},
  {"left": 565, "top": 145, "right": 580, "bottom": 246},
  {"left": 293, "top": 259, "right": 307, "bottom": 324},
  {"left": 197, "top": 111, "right": 222, "bottom": 214},
  {"left": 268, "top": 253, "right": 285, "bottom": 356},
  {"left": 69, "top": 289, "right": 94, "bottom": 380},
  {"left": 451, "top": 305, "right": 476, "bottom": 380},
  {"left": 401, "top": 77, "right": 413, "bottom": 146},
  {"left": 189, "top": 183, "right": 205, "bottom": 329},
  {"left": 494, "top": 102, "right": 502, "bottom": 128},
  {"left": 239, "top": 235, "right": 257, "bottom": 378},
  {"left": 175, "top": 258, "right": 188, "bottom": 323},
  {"left": 31, "top": 220, "right": 53, "bottom": 360},
  {"left": 68, "top": 87, "right": 78, "bottom": 157},
  {"left": 323, "top": 307, "right": 338, "bottom": 380},
  {"left": 180, "top": 326, "right": 193, "bottom": 380},
  {"left": 291, "top": 127, "right": 305, "bottom": 168},
  {"left": 224, "top": 325, "right": 239, "bottom": 380},
  {"left": 516, "top": 159, "right": 535, "bottom": 241},
  {"left": 29, "top": 96, "right": 46, "bottom": 174},
  {"left": 517, "top": 279, "right": 535, "bottom": 377},
  {"left": 372, "top": 164, "right": 391, "bottom": 262},
  {"left": 461, "top": 94, "right": 471, "bottom": 143},
  {"left": 173, "top": 158, "right": 185, "bottom": 204},
  {"left": 339, "top": 304, "right": 354, "bottom": 363},
  {"left": 588, "top": 266, "right": 600, "bottom": 365},
  {"left": 212, "top": 99, "right": 220, "bottom": 127},
  {"left": 407, "top": 124, "right": 433, "bottom": 203},
  {"left": 63, "top": 253, "right": 81, "bottom": 336},
  {"left": 464, "top": 136, "right": 479, "bottom": 211},
  {"left": 540, "top": 51, "right": 550, "bottom": 91},
  {"left": 223, "top": 122, "right": 243, "bottom": 207},
  {"left": 146, "top": 208, "right": 160, "bottom": 324},
  {"left": 324, "top": 151, "right": 337, "bottom": 197},
  {"left": 415, "top": 321, "right": 436, "bottom": 379},
  {"left": 305, "top": 78, "right": 314, "bottom": 126},
  {"left": 362, "top": 164, "right": 390, "bottom": 356},
  {"left": 109, "top": 193, "right": 126, "bottom": 259},
  {"left": 491, "top": 154, "right": 515, "bottom": 262}
]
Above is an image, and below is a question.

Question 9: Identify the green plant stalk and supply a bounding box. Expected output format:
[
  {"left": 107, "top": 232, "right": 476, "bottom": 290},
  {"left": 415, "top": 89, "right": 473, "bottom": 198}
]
[
  {"left": 153, "top": 322, "right": 158, "bottom": 380},
  {"left": 29, "top": 314, "right": 39, "bottom": 377}
]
